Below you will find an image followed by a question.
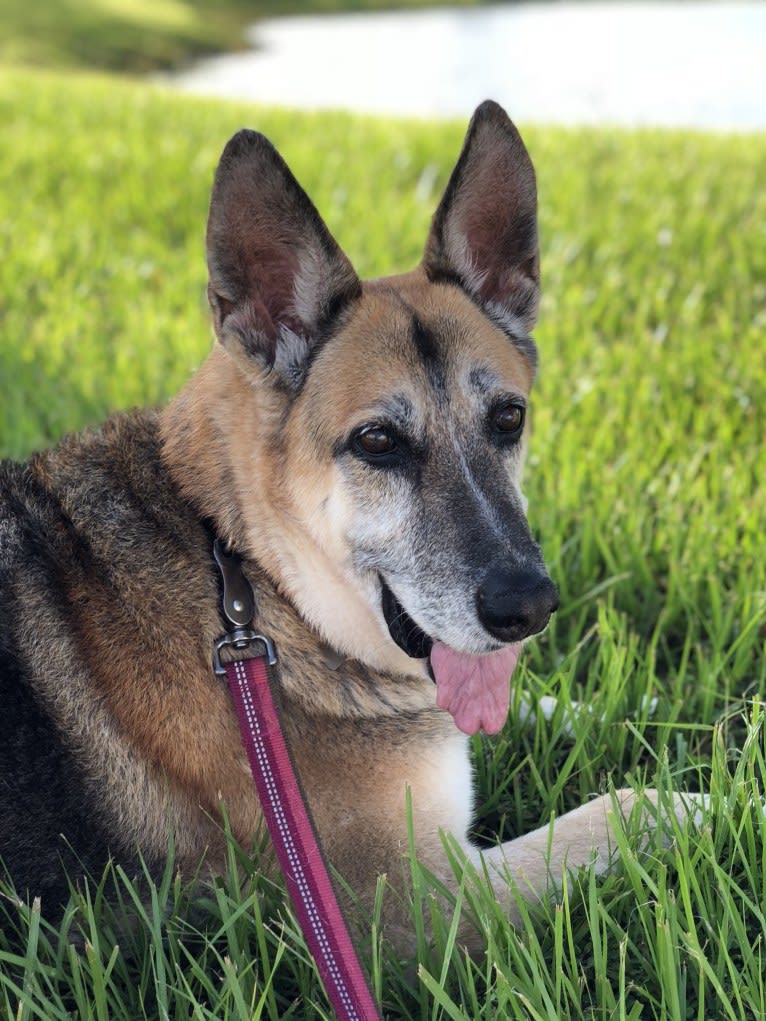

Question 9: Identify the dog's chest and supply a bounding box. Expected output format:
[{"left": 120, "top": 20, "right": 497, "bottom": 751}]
[{"left": 413, "top": 729, "right": 475, "bottom": 841}]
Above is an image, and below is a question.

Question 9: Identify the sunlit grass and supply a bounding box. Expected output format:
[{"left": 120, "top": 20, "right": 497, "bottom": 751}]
[{"left": 1, "top": 70, "right": 765, "bottom": 1019}]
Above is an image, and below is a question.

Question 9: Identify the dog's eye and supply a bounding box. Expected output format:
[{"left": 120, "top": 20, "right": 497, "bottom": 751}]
[
  {"left": 354, "top": 426, "right": 398, "bottom": 460},
  {"left": 491, "top": 403, "right": 525, "bottom": 438}
]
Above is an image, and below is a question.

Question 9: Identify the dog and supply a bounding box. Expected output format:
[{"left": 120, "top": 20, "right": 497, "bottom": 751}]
[{"left": 0, "top": 100, "right": 693, "bottom": 955}]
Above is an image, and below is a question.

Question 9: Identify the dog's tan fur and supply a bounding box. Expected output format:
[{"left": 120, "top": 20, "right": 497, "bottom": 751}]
[{"left": 0, "top": 101, "right": 696, "bottom": 957}]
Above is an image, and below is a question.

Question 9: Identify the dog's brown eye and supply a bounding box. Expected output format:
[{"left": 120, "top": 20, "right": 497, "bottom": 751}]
[
  {"left": 492, "top": 404, "right": 525, "bottom": 435},
  {"left": 356, "top": 426, "right": 396, "bottom": 456}
]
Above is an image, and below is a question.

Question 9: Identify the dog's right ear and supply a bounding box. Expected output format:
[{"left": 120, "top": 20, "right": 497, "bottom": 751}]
[
  {"left": 423, "top": 101, "right": 540, "bottom": 335},
  {"left": 206, "top": 130, "right": 361, "bottom": 386}
]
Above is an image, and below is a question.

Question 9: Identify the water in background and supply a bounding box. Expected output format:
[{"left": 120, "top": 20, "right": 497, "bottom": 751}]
[{"left": 170, "top": 1, "right": 766, "bottom": 130}]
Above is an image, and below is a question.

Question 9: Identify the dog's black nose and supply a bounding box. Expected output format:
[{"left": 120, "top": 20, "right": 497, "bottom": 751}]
[{"left": 476, "top": 566, "right": 559, "bottom": 642}]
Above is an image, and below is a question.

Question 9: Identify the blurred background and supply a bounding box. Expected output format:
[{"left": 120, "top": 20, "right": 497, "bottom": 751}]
[{"left": 3, "top": 0, "right": 765, "bottom": 130}]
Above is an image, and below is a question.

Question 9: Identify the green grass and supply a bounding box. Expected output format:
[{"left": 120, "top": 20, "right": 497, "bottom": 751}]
[
  {"left": 0, "top": 0, "right": 250, "bottom": 73},
  {"left": 2, "top": 69, "right": 766, "bottom": 1019}
]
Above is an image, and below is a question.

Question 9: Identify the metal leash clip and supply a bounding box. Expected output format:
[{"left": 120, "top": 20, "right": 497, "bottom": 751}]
[{"left": 212, "top": 538, "right": 277, "bottom": 675}]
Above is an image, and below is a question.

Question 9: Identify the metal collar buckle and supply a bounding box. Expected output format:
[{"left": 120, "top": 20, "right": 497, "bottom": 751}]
[{"left": 212, "top": 538, "right": 277, "bottom": 676}]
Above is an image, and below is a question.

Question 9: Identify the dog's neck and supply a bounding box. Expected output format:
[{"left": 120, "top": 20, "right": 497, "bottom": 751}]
[{"left": 160, "top": 348, "right": 425, "bottom": 679}]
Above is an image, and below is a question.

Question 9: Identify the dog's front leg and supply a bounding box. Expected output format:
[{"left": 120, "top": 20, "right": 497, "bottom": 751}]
[{"left": 469, "top": 788, "right": 705, "bottom": 930}]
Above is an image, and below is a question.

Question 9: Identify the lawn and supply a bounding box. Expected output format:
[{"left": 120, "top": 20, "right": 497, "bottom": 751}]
[{"left": 1, "top": 68, "right": 766, "bottom": 1020}]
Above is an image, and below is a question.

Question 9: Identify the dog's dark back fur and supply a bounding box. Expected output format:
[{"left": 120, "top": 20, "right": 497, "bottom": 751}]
[{"left": 0, "top": 413, "right": 206, "bottom": 903}]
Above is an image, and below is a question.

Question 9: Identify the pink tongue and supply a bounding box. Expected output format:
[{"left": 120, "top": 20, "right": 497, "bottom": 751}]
[{"left": 430, "top": 641, "right": 521, "bottom": 735}]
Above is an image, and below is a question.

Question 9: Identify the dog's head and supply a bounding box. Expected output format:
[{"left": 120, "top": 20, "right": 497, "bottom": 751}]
[{"left": 205, "top": 101, "right": 557, "bottom": 734}]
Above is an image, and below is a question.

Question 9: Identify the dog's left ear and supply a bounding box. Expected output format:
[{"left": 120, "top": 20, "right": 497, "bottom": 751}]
[
  {"left": 423, "top": 101, "right": 539, "bottom": 333},
  {"left": 206, "top": 129, "right": 361, "bottom": 385}
]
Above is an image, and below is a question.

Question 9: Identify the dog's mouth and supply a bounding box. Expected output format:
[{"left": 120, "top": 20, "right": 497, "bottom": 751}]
[
  {"left": 380, "top": 578, "right": 433, "bottom": 659},
  {"left": 379, "top": 577, "right": 521, "bottom": 737}
]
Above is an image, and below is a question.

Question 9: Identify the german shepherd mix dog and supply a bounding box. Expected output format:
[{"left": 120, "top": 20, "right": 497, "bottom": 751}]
[{"left": 0, "top": 101, "right": 693, "bottom": 953}]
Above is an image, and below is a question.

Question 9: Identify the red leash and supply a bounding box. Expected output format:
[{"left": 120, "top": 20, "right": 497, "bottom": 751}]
[{"left": 213, "top": 541, "right": 382, "bottom": 1021}]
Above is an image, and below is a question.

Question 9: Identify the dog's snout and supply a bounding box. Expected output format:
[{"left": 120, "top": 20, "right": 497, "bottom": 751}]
[{"left": 476, "top": 566, "right": 559, "bottom": 642}]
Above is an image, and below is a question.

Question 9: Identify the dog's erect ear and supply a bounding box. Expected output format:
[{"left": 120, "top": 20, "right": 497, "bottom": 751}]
[
  {"left": 423, "top": 101, "right": 539, "bottom": 334},
  {"left": 206, "top": 130, "right": 361, "bottom": 384}
]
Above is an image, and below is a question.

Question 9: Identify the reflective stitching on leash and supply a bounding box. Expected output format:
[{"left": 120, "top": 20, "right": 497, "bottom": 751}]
[
  {"left": 230, "top": 656, "right": 375, "bottom": 1021},
  {"left": 214, "top": 538, "right": 379, "bottom": 1020}
]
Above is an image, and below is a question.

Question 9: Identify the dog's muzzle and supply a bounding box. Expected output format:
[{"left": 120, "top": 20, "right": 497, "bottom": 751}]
[{"left": 380, "top": 565, "right": 558, "bottom": 660}]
